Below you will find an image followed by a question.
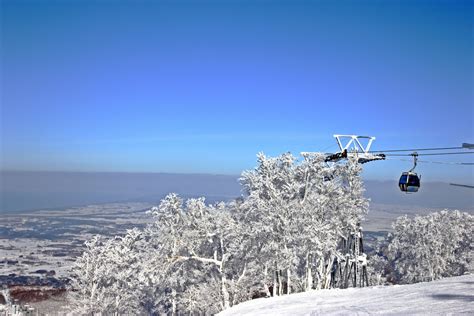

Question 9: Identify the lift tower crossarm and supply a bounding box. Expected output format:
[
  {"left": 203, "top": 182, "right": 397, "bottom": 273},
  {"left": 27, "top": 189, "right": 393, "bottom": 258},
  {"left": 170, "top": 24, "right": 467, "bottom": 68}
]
[
  {"left": 334, "top": 135, "right": 376, "bottom": 153},
  {"left": 328, "top": 135, "right": 385, "bottom": 164}
]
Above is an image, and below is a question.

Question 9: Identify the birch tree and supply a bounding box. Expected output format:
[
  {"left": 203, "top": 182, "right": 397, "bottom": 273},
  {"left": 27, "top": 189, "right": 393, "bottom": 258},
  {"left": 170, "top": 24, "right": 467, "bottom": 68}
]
[
  {"left": 387, "top": 210, "right": 473, "bottom": 284},
  {"left": 240, "top": 152, "right": 368, "bottom": 294},
  {"left": 69, "top": 151, "right": 371, "bottom": 313},
  {"left": 69, "top": 228, "right": 146, "bottom": 314}
]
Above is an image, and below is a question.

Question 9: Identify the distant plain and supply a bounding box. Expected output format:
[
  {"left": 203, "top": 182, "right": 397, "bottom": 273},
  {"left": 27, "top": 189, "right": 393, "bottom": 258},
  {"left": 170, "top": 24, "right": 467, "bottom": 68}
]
[{"left": 0, "top": 171, "right": 472, "bottom": 280}]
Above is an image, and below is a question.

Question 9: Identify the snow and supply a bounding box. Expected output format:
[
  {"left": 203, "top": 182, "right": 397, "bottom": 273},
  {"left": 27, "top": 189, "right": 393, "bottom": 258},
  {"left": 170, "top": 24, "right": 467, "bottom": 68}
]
[
  {"left": 219, "top": 274, "right": 474, "bottom": 316},
  {"left": 0, "top": 202, "right": 154, "bottom": 278}
]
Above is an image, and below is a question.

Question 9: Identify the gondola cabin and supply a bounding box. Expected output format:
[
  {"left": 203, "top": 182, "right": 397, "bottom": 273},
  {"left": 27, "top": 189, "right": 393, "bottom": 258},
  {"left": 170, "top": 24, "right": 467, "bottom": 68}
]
[{"left": 399, "top": 172, "right": 420, "bottom": 193}]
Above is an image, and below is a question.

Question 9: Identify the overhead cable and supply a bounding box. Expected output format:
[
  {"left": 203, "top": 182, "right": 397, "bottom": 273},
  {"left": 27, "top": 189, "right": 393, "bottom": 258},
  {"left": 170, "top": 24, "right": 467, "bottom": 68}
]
[
  {"left": 369, "top": 146, "right": 464, "bottom": 153},
  {"left": 385, "top": 157, "right": 474, "bottom": 165},
  {"left": 385, "top": 152, "right": 474, "bottom": 157}
]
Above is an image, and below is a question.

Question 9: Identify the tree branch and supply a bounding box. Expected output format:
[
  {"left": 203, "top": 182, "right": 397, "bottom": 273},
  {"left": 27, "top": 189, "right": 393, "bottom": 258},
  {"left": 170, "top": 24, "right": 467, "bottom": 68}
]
[{"left": 173, "top": 255, "right": 222, "bottom": 266}]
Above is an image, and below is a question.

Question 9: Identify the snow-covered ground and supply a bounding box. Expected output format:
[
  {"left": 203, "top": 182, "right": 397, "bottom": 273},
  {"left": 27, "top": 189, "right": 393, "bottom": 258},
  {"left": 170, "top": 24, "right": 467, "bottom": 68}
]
[
  {"left": 219, "top": 274, "right": 474, "bottom": 315},
  {"left": 0, "top": 202, "right": 154, "bottom": 278}
]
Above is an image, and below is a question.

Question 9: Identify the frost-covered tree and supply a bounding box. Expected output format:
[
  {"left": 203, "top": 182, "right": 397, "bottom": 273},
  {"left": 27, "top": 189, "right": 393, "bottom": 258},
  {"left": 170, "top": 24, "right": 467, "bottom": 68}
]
[
  {"left": 386, "top": 210, "right": 473, "bottom": 284},
  {"left": 240, "top": 152, "right": 368, "bottom": 293},
  {"left": 145, "top": 194, "right": 251, "bottom": 313},
  {"left": 69, "top": 228, "right": 147, "bottom": 314},
  {"left": 366, "top": 252, "right": 389, "bottom": 286},
  {"left": 144, "top": 193, "right": 189, "bottom": 314},
  {"left": 69, "top": 151, "right": 370, "bottom": 314}
]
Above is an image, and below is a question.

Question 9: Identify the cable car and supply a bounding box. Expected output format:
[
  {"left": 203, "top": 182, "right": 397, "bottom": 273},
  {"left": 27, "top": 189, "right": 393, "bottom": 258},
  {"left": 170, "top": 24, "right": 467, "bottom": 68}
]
[
  {"left": 399, "top": 172, "right": 420, "bottom": 192},
  {"left": 399, "top": 152, "right": 421, "bottom": 193}
]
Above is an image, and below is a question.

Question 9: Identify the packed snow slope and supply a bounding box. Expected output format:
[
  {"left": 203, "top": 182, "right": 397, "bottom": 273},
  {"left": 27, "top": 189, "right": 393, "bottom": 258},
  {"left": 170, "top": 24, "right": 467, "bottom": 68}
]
[{"left": 219, "top": 274, "right": 474, "bottom": 316}]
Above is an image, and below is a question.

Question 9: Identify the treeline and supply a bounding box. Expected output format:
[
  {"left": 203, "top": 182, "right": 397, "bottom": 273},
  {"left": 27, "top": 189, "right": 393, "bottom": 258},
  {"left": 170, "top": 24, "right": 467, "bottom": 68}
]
[
  {"left": 68, "top": 153, "right": 368, "bottom": 314},
  {"left": 67, "top": 153, "right": 473, "bottom": 314},
  {"left": 376, "top": 210, "right": 473, "bottom": 285}
]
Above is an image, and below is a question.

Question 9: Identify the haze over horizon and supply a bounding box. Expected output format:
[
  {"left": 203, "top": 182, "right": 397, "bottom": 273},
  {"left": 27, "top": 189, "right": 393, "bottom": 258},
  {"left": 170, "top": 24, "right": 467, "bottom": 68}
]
[
  {"left": 1, "top": 0, "right": 473, "bottom": 183},
  {"left": 1, "top": 170, "right": 473, "bottom": 214}
]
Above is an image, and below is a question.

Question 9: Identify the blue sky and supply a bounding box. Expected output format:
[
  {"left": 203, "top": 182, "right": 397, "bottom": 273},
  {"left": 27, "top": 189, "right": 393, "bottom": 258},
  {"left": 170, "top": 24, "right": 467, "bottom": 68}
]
[{"left": 1, "top": 0, "right": 473, "bottom": 181}]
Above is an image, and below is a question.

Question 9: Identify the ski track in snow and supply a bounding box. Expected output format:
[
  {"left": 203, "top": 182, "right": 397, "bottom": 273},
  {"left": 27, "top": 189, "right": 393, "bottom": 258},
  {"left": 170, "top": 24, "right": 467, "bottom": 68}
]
[{"left": 219, "top": 274, "right": 474, "bottom": 316}]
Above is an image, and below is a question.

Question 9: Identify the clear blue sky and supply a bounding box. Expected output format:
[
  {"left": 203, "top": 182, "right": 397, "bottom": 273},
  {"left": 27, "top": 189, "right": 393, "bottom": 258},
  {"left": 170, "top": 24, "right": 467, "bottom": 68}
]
[{"left": 1, "top": 0, "right": 473, "bottom": 181}]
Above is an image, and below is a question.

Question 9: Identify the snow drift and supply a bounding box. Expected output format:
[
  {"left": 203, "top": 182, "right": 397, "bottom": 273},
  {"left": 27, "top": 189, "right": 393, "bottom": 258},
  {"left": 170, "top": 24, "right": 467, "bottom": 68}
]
[{"left": 218, "top": 274, "right": 474, "bottom": 315}]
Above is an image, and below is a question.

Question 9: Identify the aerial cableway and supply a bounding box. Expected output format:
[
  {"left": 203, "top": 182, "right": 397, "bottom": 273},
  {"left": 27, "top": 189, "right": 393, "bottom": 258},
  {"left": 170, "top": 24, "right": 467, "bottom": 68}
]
[
  {"left": 309, "top": 135, "right": 472, "bottom": 288},
  {"left": 320, "top": 135, "right": 473, "bottom": 193}
]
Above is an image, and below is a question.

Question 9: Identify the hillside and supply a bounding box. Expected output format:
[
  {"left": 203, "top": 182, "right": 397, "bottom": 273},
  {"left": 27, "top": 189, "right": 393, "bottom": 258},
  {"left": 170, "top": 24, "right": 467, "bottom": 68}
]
[{"left": 219, "top": 274, "right": 474, "bottom": 315}]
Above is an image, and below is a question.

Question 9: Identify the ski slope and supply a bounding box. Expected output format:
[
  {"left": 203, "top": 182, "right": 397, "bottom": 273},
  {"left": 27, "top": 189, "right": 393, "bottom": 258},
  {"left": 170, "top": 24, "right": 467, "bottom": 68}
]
[{"left": 219, "top": 274, "right": 474, "bottom": 315}]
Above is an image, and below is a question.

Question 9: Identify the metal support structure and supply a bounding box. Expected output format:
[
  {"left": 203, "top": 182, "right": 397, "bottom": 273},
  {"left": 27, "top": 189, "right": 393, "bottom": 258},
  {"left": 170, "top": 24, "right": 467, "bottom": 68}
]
[
  {"left": 330, "top": 225, "right": 369, "bottom": 289},
  {"left": 334, "top": 135, "right": 375, "bottom": 153},
  {"left": 326, "top": 135, "right": 385, "bottom": 164},
  {"left": 409, "top": 152, "right": 418, "bottom": 173}
]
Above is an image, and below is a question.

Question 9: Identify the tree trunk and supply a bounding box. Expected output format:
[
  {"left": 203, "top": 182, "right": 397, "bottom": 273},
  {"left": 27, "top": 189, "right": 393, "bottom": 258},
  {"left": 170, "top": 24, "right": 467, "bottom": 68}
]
[
  {"left": 287, "top": 268, "right": 291, "bottom": 295},
  {"left": 221, "top": 273, "right": 230, "bottom": 309},
  {"left": 219, "top": 237, "right": 230, "bottom": 310},
  {"left": 273, "top": 268, "right": 278, "bottom": 297},
  {"left": 171, "top": 288, "right": 177, "bottom": 316},
  {"left": 278, "top": 270, "right": 283, "bottom": 296},
  {"left": 324, "top": 255, "right": 335, "bottom": 289},
  {"left": 263, "top": 264, "right": 271, "bottom": 297},
  {"left": 316, "top": 258, "right": 324, "bottom": 290},
  {"left": 306, "top": 266, "right": 313, "bottom": 291},
  {"left": 306, "top": 253, "right": 313, "bottom": 291}
]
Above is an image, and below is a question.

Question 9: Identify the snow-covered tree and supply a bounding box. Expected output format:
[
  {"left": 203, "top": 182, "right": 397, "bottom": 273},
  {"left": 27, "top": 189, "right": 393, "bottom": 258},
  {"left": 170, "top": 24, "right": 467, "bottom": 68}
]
[
  {"left": 69, "top": 151, "right": 370, "bottom": 313},
  {"left": 240, "top": 152, "right": 368, "bottom": 293},
  {"left": 144, "top": 194, "right": 252, "bottom": 313},
  {"left": 386, "top": 210, "right": 473, "bottom": 284},
  {"left": 69, "top": 228, "right": 147, "bottom": 314},
  {"left": 366, "top": 252, "right": 389, "bottom": 286}
]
